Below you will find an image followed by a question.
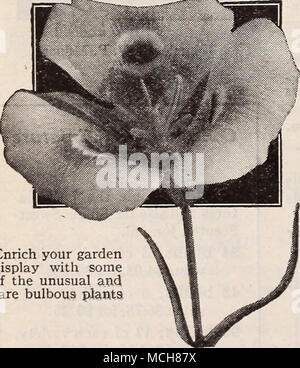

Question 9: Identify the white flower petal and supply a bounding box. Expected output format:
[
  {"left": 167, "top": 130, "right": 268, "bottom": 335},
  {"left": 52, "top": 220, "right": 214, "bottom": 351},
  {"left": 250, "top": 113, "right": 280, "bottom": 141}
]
[
  {"left": 1, "top": 91, "right": 156, "bottom": 220},
  {"left": 192, "top": 19, "right": 299, "bottom": 184}
]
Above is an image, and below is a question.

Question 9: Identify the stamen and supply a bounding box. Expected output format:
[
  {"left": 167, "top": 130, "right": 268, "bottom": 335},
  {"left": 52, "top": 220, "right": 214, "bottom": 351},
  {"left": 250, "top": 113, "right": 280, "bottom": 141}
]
[
  {"left": 135, "top": 75, "right": 185, "bottom": 151},
  {"left": 140, "top": 78, "right": 166, "bottom": 141},
  {"left": 166, "top": 74, "right": 184, "bottom": 128},
  {"left": 140, "top": 79, "right": 153, "bottom": 108}
]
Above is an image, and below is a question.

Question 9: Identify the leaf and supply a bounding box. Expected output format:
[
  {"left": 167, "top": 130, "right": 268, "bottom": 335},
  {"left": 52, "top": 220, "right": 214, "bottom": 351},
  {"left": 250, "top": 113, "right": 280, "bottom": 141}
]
[
  {"left": 138, "top": 227, "right": 195, "bottom": 346},
  {"left": 204, "top": 203, "right": 300, "bottom": 347}
]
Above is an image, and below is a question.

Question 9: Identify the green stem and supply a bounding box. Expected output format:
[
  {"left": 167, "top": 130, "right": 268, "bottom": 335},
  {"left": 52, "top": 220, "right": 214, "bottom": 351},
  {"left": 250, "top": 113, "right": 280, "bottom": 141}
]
[{"left": 181, "top": 203, "right": 203, "bottom": 343}]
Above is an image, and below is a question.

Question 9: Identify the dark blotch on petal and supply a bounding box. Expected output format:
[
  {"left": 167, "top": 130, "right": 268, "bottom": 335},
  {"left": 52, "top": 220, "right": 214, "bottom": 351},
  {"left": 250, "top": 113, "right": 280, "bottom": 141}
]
[{"left": 122, "top": 41, "right": 161, "bottom": 65}]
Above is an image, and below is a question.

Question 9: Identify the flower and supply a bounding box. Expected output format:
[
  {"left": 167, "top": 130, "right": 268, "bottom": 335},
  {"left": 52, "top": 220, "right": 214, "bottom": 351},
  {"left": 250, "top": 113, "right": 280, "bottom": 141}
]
[{"left": 1, "top": 0, "right": 298, "bottom": 221}]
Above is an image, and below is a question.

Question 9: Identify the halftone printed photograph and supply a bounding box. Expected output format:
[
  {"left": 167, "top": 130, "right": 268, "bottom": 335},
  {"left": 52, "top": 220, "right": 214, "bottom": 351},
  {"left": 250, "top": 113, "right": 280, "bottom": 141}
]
[{"left": 0, "top": 0, "right": 300, "bottom": 355}]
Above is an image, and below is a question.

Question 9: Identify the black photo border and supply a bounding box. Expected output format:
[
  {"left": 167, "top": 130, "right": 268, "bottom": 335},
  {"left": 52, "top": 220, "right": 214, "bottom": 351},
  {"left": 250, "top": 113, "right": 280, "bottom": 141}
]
[{"left": 32, "top": 1, "right": 283, "bottom": 209}]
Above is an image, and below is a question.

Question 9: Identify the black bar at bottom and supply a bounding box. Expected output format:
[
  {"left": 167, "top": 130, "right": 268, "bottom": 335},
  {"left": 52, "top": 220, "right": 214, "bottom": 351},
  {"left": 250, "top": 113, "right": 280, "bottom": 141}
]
[{"left": 0, "top": 348, "right": 297, "bottom": 367}]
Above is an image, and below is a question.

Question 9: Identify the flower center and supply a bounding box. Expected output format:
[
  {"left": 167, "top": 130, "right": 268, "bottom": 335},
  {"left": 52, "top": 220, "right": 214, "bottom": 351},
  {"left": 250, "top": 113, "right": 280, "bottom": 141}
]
[
  {"left": 71, "top": 74, "right": 204, "bottom": 159},
  {"left": 128, "top": 74, "right": 185, "bottom": 153}
]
